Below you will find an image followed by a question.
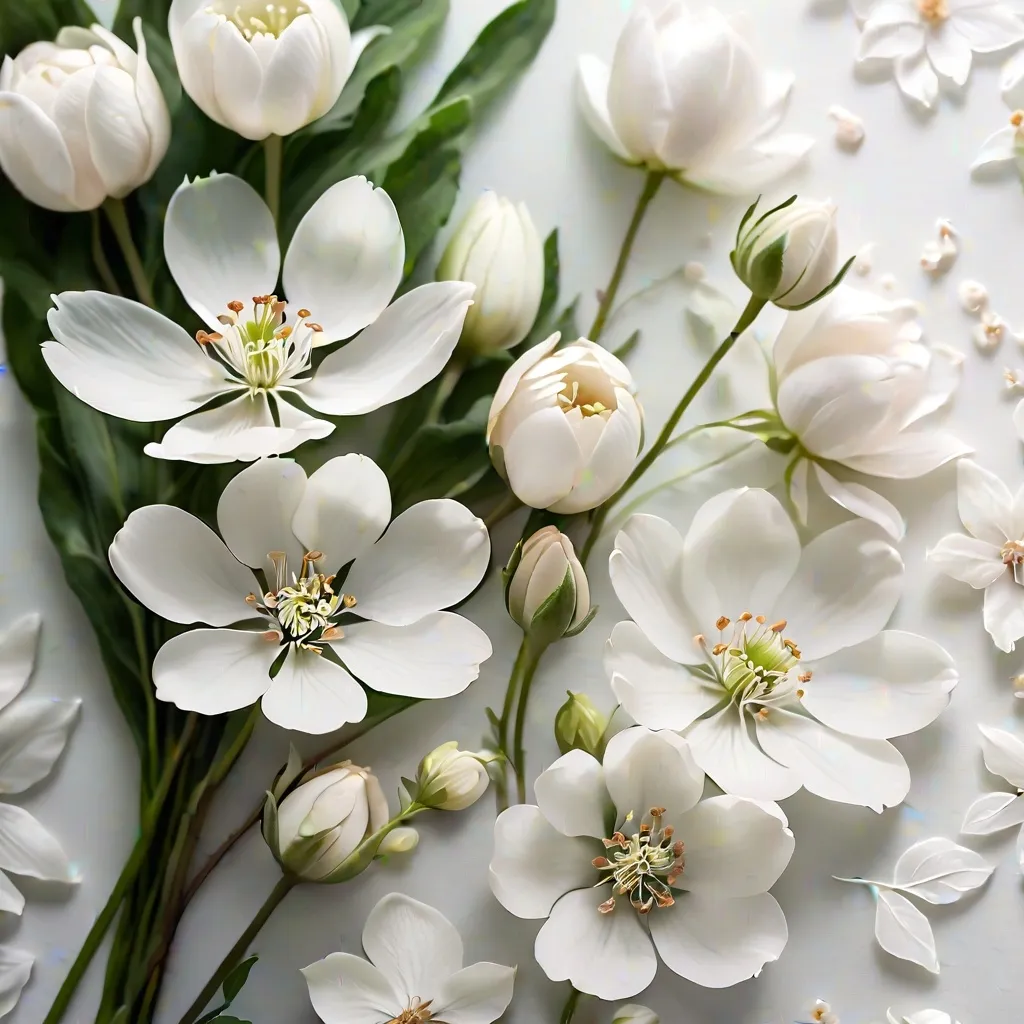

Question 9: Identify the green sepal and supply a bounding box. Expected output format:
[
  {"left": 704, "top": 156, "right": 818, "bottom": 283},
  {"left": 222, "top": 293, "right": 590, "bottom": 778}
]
[
  {"left": 526, "top": 564, "right": 577, "bottom": 649},
  {"left": 272, "top": 744, "right": 304, "bottom": 800},
  {"left": 746, "top": 232, "right": 787, "bottom": 299},
  {"left": 502, "top": 538, "right": 525, "bottom": 615},
  {"left": 260, "top": 791, "right": 280, "bottom": 859},
  {"left": 563, "top": 604, "right": 598, "bottom": 639},
  {"left": 782, "top": 253, "right": 857, "bottom": 311}
]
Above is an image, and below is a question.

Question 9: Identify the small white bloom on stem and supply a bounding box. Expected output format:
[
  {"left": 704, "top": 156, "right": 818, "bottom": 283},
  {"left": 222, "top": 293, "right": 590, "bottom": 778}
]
[
  {"left": 412, "top": 742, "right": 497, "bottom": 811},
  {"left": 828, "top": 105, "right": 865, "bottom": 150},
  {"left": 613, "top": 1005, "right": 659, "bottom": 1024},
  {"left": 0, "top": 19, "right": 169, "bottom": 211},
  {"left": 919, "top": 220, "right": 957, "bottom": 275},
  {"left": 378, "top": 826, "right": 419, "bottom": 855}
]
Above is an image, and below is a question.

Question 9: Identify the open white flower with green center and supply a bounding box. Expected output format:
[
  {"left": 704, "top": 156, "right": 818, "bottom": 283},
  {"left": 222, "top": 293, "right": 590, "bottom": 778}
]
[
  {"left": 303, "top": 892, "right": 515, "bottom": 1024},
  {"left": 108, "top": 455, "right": 491, "bottom": 734},
  {"left": 489, "top": 727, "right": 794, "bottom": 998},
  {"left": 928, "top": 460, "right": 1024, "bottom": 652},
  {"left": 42, "top": 172, "right": 474, "bottom": 464},
  {"left": 606, "top": 489, "right": 958, "bottom": 810}
]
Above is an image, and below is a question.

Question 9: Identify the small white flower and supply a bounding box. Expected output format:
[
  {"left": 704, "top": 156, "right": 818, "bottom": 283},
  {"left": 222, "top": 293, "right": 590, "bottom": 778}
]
[
  {"left": 854, "top": 0, "right": 1024, "bottom": 109},
  {"left": 489, "top": 727, "right": 794, "bottom": 998},
  {"left": 303, "top": 892, "right": 515, "bottom": 1024},
  {"left": 576, "top": 1, "right": 812, "bottom": 194},
  {"left": 974, "top": 310, "right": 1008, "bottom": 350},
  {"left": 108, "top": 455, "right": 492, "bottom": 734},
  {"left": 928, "top": 459, "right": 1024, "bottom": 651},
  {"left": 957, "top": 278, "right": 989, "bottom": 313},
  {"left": 810, "top": 1000, "right": 840, "bottom": 1024},
  {"left": 919, "top": 219, "right": 957, "bottom": 275},
  {"left": 607, "top": 489, "right": 958, "bottom": 809},
  {"left": 972, "top": 108, "right": 1024, "bottom": 178},
  {"left": 42, "top": 172, "right": 474, "bottom": 464}
]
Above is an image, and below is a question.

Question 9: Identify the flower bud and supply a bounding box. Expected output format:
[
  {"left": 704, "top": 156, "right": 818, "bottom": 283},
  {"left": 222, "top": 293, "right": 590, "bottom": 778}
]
[
  {"left": 0, "top": 19, "right": 170, "bottom": 211},
  {"left": 612, "top": 1006, "right": 659, "bottom": 1024},
  {"left": 732, "top": 197, "right": 849, "bottom": 310},
  {"left": 437, "top": 191, "right": 545, "bottom": 355},
  {"left": 412, "top": 742, "right": 496, "bottom": 811},
  {"left": 378, "top": 826, "right": 419, "bottom": 855},
  {"left": 263, "top": 761, "right": 388, "bottom": 882},
  {"left": 555, "top": 692, "right": 608, "bottom": 757}
]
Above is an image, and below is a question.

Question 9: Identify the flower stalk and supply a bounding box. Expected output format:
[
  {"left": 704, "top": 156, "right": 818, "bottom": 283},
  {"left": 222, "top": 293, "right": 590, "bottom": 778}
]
[
  {"left": 264, "top": 134, "right": 283, "bottom": 226},
  {"left": 102, "top": 197, "right": 155, "bottom": 308},
  {"left": 559, "top": 985, "right": 584, "bottom": 1024}
]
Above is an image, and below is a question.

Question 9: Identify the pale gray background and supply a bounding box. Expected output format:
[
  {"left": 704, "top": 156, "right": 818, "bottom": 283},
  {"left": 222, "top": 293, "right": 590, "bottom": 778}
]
[{"left": 3, "top": 0, "right": 1023, "bottom": 1021}]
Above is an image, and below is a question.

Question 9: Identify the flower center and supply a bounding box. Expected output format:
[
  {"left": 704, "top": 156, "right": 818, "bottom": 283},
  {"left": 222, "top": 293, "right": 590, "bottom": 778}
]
[
  {"left": 917, "top": 0, "right": 948, "bottom": 23},
  {"left": 556, "top": 366, "right": 617, "bottom": 419},
  {"left": 592, "top": 808, "right": 684, "bottom": 915},
  {"left": 386, "top": 1000, "right": 433, "bottom": 1024},
  {"left": 208, "top": 0, "right": 310, "bottom": 39},
  {"left": 196, "top": 296, "right": 321, "bottom": 397},
  {"left": 1002, "top": 540, "right": 1024, "bottom": 584}
]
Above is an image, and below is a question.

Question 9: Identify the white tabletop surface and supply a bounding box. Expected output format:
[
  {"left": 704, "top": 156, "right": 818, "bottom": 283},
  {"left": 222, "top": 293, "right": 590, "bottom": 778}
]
[{"left": 4, "top": 0, "right": 1024, "bottom": 1022}]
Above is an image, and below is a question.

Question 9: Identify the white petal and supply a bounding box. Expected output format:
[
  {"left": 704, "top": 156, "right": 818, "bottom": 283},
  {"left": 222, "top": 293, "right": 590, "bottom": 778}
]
[
  {"left": 259, "top": 15, "right": 330, "bottom": 136},
  {"left": 85, "top": 66, "right": 150, "bottom": 195},
  {"left": 501, "top": 407, "right": 583, "bottom": 510},
  {"left": 674, "top": 796, "right": 793, "bottom": 897},
  {"left": 336, "top": 613, "right": 490, "bottom": 699},
  {"left": 605, "top": 621, "right": 722, "bottom": 731},
  {"left": 756, "top": 709, "right": 910, "bottom": 811},
  {"left": 0, "top": 91, "right": 78, "bottom": 210},
  {"left": 857, "top": 7, "right": 924, "bottom": 61},
  {"left": 302, "top": 282, "right": 474, "bottom": 413},
  {"left": 535, "top": 888, "right": 657, "bottom": 1001},
  {"left": 957, "top": 459, "right": 1016, "bottom": 543},
  {"left": 650, "top": 892, "right": 788, "bottom": 988},
  {"left": 283, "top": 176, "right": 404, "bottom": 344},
  {"left": 874, "top": 889, "right": 938, "bottom": 973},
  {"left": 687, "top": 135, "right": 814, "bottom": 196},
  {"left": 210, "top": 19, "right": 266, "bottom": 139},
  {"left": 685, "top": 705, "right": 801, "bottom": 802},
  {"left": 44, "top": 292, "right": 222, "bottom": 421},
  {"left": 110, "top": 505, "right": 255, "bottom": 626},
  {"left": 343, "top": 501, "right": 489, "bottom": 626},
  {"left": 0, "top": 698, "right": 81, "bottom": 794},
  {"left": 217, "top": 456, "right": 307, "bottom": 571},
  {"left": 961, "top": 791, "right": 1024, "bottom": 835},
  {"left": 432, "top": 963, "right": 515, "bottom": 1024},
  {"left": 894, "top": 51, "right": 939, "bottom": 109},
  {"left": 983, "top": 573, "right": 1024, "bottom": 652},
  {"left": 0, "top": 947, "right": 33, "bottom": 1018},
  {"left": 301, "top": 952, "right": 402, "bottom": 1024},
  {"left": 164, "top": 173, "right": 280, "bottom": 330},
  {"left": 778, "top": 519, "right": 904, "bottom": 661},
  {"left": 489, "top": 805, "right": 596, "bottom": 919},
  {"left": 813, "top": 464, "right": 905, "bottom": 540},
  {"left": 842, "top": 428, "right": 968, "bottom": 481},
  {"left": 952, "top": 5, "right": 1024, "bottom": 52},
  {"left": 891, "top": 836, "right": 993, "bottom": 904},
  {"left": 978, "top": 723, "right": 1024, "bottom": 789},
  {"left": 971, "top": 124, "right": 1019, "bottom": 176},
  {"left": 487, "top": 333, "right": 560, "bottom": 431},
  {"left": 576, "top": 55, "right": 634, "bottom": 161},
  {"left": 609, "top": 515, "right": 700, "bottom": 664},
  {"left": 926, "top": 533, "right": 1004, "bottom": 588},
  {"left": 788, "top": 457, "right": 809, "bottom": 526},
  {"left": 1002, "top": 45, "right": 1024, "bottom": 105},
  {"left": 534, "top": 750, "right": 609, "bottom": 838},
  {"left": 261, "top": 647, "right": 367, "bottom": 734},
  {"left": 802, "top": 631, "right": 957, "bottom": 740},
  {"left": 926, "top": 27, "right": 972, "bottom": 84},
  {"left": 153, "top": 629, "right": 276, "bottom": 715},
  {"left": 602, "top": 727, "right": 704, "bottom": 821},
  {"left": 0, "top": 871, "right": 25, "bottom": 915},
  {"left": 0, "top": 614, "right": 40, "bottom": 712},
  {"left": 361, "top": 893, "right": 462, "bottom": 1006},
  {"left": 0, "top": 803, "right": 74, "bottom": 881}
]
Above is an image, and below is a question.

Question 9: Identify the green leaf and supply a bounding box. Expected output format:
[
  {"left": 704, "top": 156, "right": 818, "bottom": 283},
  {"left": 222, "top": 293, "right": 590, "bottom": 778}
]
[
  {"left": 0, "top": 0, "right": 95, "bottom": 53},
  {"left": 519, "top": 229, "right": 562, "bottom": 349},
  {"left": 341, "top": 0, "right": 361, "bottom": 18},
  {"left": 612, "top": 329, "right": 640, "bottom": 362},
  {"left": 138, "top": 20, "right": 183, "bottom": 114},
  {"left": 223, "top": 955, "right": 259, "bottom": 1003},
  {"left": 112, "top": 0, "right": 172, "bottom": 38}
]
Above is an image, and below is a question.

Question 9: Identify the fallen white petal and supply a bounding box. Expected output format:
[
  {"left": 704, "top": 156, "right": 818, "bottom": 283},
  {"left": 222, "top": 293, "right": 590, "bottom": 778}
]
[
  {"left": 873, "top": 889, "right": 939, "bottom": 974},
  {"left": 960, "top": 791, "right": 1024, "bottom": 835},
  {"left": 0, "top": 947, "right": 32, "bottom": 1018},
  {"left": 890, "top": 836, "right": 993, "bottom": 904}
]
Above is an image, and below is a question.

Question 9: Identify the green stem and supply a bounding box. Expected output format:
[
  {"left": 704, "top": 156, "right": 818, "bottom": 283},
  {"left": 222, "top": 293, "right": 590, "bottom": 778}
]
[
  {"left": 90, "top": 210, "right": 122, "bottom": 297},
  {"left": 494, "top": 638, "right": 531, "bottom": 811},
  {"left": 588, "top": 171, "right": 665, "bottom": 341},
  {"left": 484, "top": 493, "right": 523, "bottom": 531},
  {"left": 426, "top": 359, "right": 465, "bottom": 425},
  {"left": 176, "top": 874, "right": 297, "bottom": 1024},
  {"left": 103, "top": 198, "right": 154, "bottom": 308},
  {"left": 580, "top": 294, "right": 768, "bottom": 566},
  {"left": 511, "top": 641, "right": 543, "bottom": 805},
  {"left": 264, "top": 134, "right": 283, "bottom": 226},
  {"left": 558, "top": 986, "right": 583, "bottom": 1024}
]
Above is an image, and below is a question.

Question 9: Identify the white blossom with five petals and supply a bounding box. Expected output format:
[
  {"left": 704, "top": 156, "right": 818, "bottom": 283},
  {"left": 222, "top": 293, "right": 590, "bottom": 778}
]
[
  {"left": 606, "top": 489, "right": 958, "bottom": 810},
  {"left": 42, "top": 172, "right": 474, "bottom": 464},
  {"left": 108, "top": 455, "right": 491, "bottom": 735},
  {"left": 489, "top": 727, "right": 794, "bottom": 998}
]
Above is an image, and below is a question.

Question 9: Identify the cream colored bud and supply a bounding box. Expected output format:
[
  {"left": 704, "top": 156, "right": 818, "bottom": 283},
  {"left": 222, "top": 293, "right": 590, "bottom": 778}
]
[
  {"left": 612, "top": 1006, "right": 660, "bottom": 1024},
  {"left": 413, "top": 742, "right": 496, "bottom": 811},
  {"left": 378, "top": 827, "right": 419, "bottom": 855}
]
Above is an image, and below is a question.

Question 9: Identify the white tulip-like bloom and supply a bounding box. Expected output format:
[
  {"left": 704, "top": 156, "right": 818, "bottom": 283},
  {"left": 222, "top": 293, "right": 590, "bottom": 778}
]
[
  {"left": 606, "top": 489, "right": 958, "bottom": 809},
  {"left": 771, "top": 286, "right": 969, "bottom": 540},
  {"left": 303, "top": 893, "right": 515, "bottom": 1024},
  {"left": 42, "top": 172, "right": 474, "bottom": 464},
  {"left": 437, "top": 190, "right": 545, "bottom": 355},
  {"left": 488, "top": 335, "right": 643, "bottom": 514},
  {"left": 489, "top": 727, "right": 794, "bottom": 997},
  {"left": 109, "top": 455, "right": 492, "bottom": 735},
  {"left": 169, "top": 0, "right": 377, "bottom": 139},
  {"left": 576, "top": 0, "right": 813, "bottom": 194},
  {"left": 0, "top": 19, "right": 170, "bottom": 212}
]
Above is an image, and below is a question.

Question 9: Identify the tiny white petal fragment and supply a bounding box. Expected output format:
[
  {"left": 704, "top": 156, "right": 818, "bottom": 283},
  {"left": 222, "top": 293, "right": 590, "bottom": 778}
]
[
  {"left": 920, "top": 220, "right": 958, "bottom": 276},
  {"left": 683, "top": 261, "right": 707, "bottom": 283},
  {"left": 878, "top": 273, "right": 897, "bottom": 292},
  {"left": 828, "top": 105, "right": 865, "bottom": 150},
  {"left": 853, "top": 243, "right": 875, "bottom": 277},
  {"left": 933, "top": 344, "right": 965, "bottom": 368},
  {"left": 1003, "top": 369, "right": 1024, "bottom": 393},
  {"left": 957, "top": 279, "right": 989, "bottom": 314},
  {"left": 974, "top": 311, "right": 1007, "bottom": 351}
]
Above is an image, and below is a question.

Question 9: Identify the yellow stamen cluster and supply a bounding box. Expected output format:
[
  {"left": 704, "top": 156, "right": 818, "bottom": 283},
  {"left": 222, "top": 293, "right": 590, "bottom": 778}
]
[
  {"left": 213, "top": 1, "right": 311, "bottom": 40},
  {"left": 917, "top": 0, "right": 948, "bottom": 23}
]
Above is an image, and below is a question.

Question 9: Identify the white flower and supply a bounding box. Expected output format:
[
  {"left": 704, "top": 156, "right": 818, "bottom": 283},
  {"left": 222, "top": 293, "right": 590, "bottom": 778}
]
[
  {"left": 437, "top": 191, "right": 545, "bottom": 355},
  {"left": 489, "top": 727, "right": 794, "bottom": 998},
  {"left": 927, "top": 459, "right": 1024, "bottom": 652},
  {"left": 613, "top": 1006, "right": 659, "bottom": 1024},
  {"left": 42, "top": 172, "right": 474, "bottom": 464},
  {"left": 971, "top": 108, "right": 1024, "bottom": 178},
  {"left": 0, "top": 19, "right": 170, "bottom": 211},
  {"left": 0, "top": 614, "right": 81, "bottom": 914},
  {"left": 606, "top": 489, "right": 958, "bottom": 809},
  {"left": 887, "top": 1011, "right": 961, "bottom": 1024},
  {"left": 487, "top": 334, "right": 643, "bottom": 514},
  {"left": 772, "top": 286, "right": 969, "bottom": 540},
  {"left": 576, "top": 0, "right": 813, "bottom": 194},
  {"left": 854, "top": 0, "right": 1024, "bottom": 109},
  {"left": 413, "top": 742, "right": 495, "bottom": 811},
  {"left": 108, "top": 455, "right": 492, "bottom": 734},
  {"left": 303, "top": 892, "right": 515, "bottom": 1024},
  {"left": 169, "top": 0, "right": 379, "bottom": 140},
  {"left": 811, "top": 1000, "right": 840, "bottom": 1024}
]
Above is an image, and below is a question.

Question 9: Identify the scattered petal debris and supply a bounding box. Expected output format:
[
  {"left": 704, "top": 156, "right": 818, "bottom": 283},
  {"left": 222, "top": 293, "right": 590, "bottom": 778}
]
[{"left": 828, "top": 105, "right": 865, "bottom": 150}]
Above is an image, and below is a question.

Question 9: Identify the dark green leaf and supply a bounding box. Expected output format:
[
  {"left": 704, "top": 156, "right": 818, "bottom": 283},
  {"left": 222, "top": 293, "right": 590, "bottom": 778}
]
[
  {"left": 0, "top": 0, "right": 95, "bottom": 53},
  {"left": 341, "top": 0, "right": 361, "bottom": 18},
  {"left": 223, "top": 955, "right": 259, "bottom": 1003},
  {"left": 520, "top": 229, "right": 561, "bottom": 349},
  {"left": 550, "top": 297, "right": 581, "bottom": 341},
  {"left": 612, "top": 329, "right": 640, "bottom": 362},
  {"left": 112, "top": 0, "right": 172, "bottom": 38},
  {"left": 138, "top": 21, "right": 182, "bottom": 115}
]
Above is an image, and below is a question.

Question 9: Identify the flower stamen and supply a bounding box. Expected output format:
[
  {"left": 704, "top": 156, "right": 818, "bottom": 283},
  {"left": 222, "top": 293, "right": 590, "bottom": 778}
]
[
  {"left": 708, "top": 610, "right": 803, "bottom": 710},
  {"left": 1002, "top": 540, "right": 1024, "bottom": 584},
  {"left": 594, "top": 807, "right": 683, "bottom": 915},
  {"left": 251, "top": 551, "right": 355, "bottom": 643},
  {"left": 917, "top": 0, "right": 948, "bottom": 22}
]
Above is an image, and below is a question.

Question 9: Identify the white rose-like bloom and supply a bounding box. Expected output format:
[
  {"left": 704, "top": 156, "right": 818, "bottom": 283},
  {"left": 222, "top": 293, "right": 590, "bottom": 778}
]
[
  {"left": 772, "top": 286, "right": 970, "bottom": 540},
  {"left": 42, "top": 172, "right": 474, "bottom": 464},
  {"left": 169, "top": 0, "right": 378, "bottom": 139},
  {"left": 437, "top": 190, "right": 545, "bottom": 355},
  {"left": 488, "top": 335, "right": 643, "bottom": 514},
  {"left": 303, "top": 893, "right": 515, "bottom": 1024},
  {"left": 0, "top": 20, "right": 170, "bottom": 212},
  {"left": 606, "top": 489, "right": 958, "bottom": 809},
  {"left": 576, "top": 0, "right": 813, "bottom": 194},
  {"left": 109, "top": 455, "right": 492, "bottom": 735},
  {"left": 489, "top": 727, "right": 794, "bottom": 997}
]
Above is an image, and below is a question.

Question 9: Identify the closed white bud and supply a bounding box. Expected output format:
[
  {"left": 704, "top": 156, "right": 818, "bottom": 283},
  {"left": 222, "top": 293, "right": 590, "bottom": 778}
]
[
  {"left": 612, "top": 1006, "right": 659, "bottom": 1024},
  {"left": 378, "top": 826, "right": 419, "bottom": 855},
  {"left": 0, "top": 19, "right": 170, "bottom": 211},
  {"left": 265, "top": 761, "right": 388, "bottom": 882},
  {"left": 438, "top": 191, "right": 545, "bottom": 355},
  {"left": 732, "top": 197, "right": 847, "bottom": 310},
  {"left": 413, "top": 742, "right": 496, "bottom": 811},
  {"left": 554, "top": 691, "right": 608, "bottom": 757}
]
